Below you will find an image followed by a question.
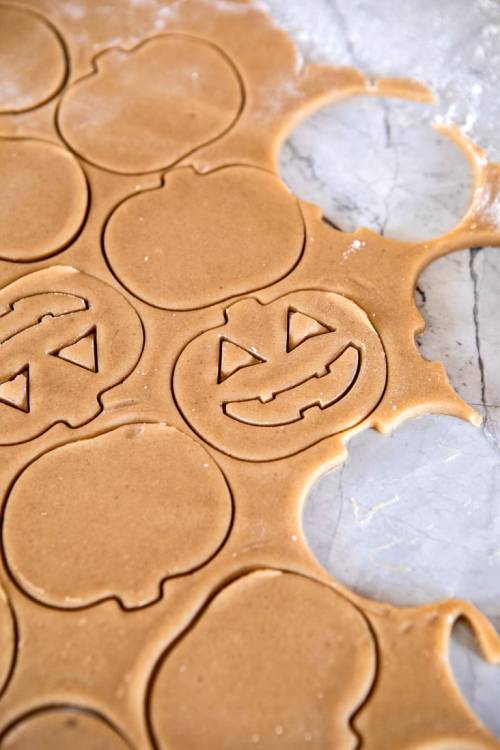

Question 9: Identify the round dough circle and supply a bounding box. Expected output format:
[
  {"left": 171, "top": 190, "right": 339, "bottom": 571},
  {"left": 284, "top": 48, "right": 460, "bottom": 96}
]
[
  {"left": 0, "top": 139, "right": 88, "bottom": 262},
  {"left": 0, "top": 6, "right": 66, "bottom": 113}
]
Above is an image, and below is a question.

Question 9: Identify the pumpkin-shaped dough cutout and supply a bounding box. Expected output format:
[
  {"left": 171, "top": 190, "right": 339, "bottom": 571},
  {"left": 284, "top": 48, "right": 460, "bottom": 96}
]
[
  {"left": 0, "top": 267, "right": 143, "bottom": 445},
  {"left": 2, "top": 423, "right": 233, "bottom": 609},
  {"left": 149, "top": 571, "right": 375, "bottom": 750},
  {"left": 174, "top": 290, "right": 387, "bottom": 460},
  {"left": 103, "top": 166, "right": 305, "bottom": 310},
  {"left": 57, "top": 35, "right": 242, "bottom": 174}
]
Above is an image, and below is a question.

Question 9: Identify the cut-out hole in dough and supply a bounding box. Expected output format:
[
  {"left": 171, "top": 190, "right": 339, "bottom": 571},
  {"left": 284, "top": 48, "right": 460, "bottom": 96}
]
[
  {"left": 450, "top": 621, "right": 500, "bottom": 737},
  {"left": 304, "top": 416, "right": 500, "bottom": 622},
  {"left": 218, "top": 339, "right": 265, "bottom": 383},
  {"left": 279, "top": 98, "right": 473, "bottom": 241},
  {"left": 287, "top": 309, "right": 333, "bottom": 352},
  {"left": 0, "top": 367, "right": 30, "bottom": 413},
  {"left": 303, "top": 415, "right": 500, "bottom": 736},
  {"left": 416, "top": 247, "right": 500, "bottom": 419},
  {"left": 52, "top": 328, "right": 98, "bottom": 373}
]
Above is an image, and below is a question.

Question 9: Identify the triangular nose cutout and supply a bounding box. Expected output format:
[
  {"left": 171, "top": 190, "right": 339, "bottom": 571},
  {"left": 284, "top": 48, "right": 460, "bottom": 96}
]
[
  {"left": 53, "top": 328, "right": 98, "bottom": 372},
  {"left": 287, "top": 309, "right": 333, "bottom": 351},
  {"left": 218, "top": 339, "right": 265, "bottom": 383},
  {"left": 0, "top": 366, "right": 30, "bottom": 413}
]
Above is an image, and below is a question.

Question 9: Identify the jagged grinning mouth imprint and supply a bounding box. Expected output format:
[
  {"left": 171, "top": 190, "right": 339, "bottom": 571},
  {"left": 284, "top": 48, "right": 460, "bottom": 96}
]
[
  {"left": 0, "top": 292, "right": 88, "bottom": 345},
  {"left": 223, "top": 345, "right": 361, "bottom": 427}
]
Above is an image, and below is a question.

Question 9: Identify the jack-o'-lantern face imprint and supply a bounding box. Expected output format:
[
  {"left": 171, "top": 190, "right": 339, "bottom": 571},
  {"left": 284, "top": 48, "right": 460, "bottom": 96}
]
[
  {"left": 174, "top": 290, "right": 387, "bottom": 461},
  {"left": 0, "top": 266, "right": 143, "bottom": 445}
]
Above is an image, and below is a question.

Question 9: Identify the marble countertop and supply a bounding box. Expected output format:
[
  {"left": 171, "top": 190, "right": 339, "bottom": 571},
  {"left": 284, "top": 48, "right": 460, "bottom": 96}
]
[{"left": 263, "top": 0, "right": 500, "bottom": 735}]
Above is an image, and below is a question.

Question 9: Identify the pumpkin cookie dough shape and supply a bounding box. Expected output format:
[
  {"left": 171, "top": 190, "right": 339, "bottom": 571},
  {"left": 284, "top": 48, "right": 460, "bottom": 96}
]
[
  {"left": 57, "top": 35, "right": 243, "bottom": 174},
  {"left": 174, "top": 290, "right": 387, "bottom": 460},
  {"left": 0, "top": 582, "right": 16, "bottom": 698},
  {"left": 103, "top": 167, "right": 305, "bottom": 310},
  {"left": 0, "top": 5, "right": 66, "bottom": 113},
  {"left": 2, "top": 423, "right": 233, "bottom": 609},
  {"left": 0, "top": 139, "right": 88, "bottom": 262},
  {"left": 0, "top": 266, "right": 143, "bottom": 445},
  {"left": 0, "top": 707, "right": 132, "bottom": 749},
  {"left": 149, "top": 571, "right": 375, "bottom": 750}
]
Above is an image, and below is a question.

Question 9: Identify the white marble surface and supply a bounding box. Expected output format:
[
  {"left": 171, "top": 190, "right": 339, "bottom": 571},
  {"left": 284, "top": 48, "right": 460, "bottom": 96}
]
[{"left": 263, "top": 0, "right": 500, "bottom": 736}]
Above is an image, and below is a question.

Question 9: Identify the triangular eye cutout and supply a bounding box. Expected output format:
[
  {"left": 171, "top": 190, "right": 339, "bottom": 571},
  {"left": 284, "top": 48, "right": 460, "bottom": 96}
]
[
  {"left": 287, "top": 309, "right": 334, "bottom": 352},
  {"left": 0, "top": 366, "right": 30, "bottom": 413},
  {"left": 52, "top": 328, "right": 98, "bottom": 372},
  {"left": 218, "top": 339, "right": 265, "bottom": 383}
]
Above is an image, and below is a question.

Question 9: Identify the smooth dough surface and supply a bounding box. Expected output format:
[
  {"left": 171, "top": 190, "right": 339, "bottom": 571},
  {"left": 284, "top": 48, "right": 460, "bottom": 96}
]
[
  {"left": 150, "top": 571, "right": 375, "bottom": 750},
  {"left": 104, "top": 167, "right": 304, "bottom": 309},
  {"left": 0, "top": 139, "right": 88, "bottom": 261},
  {"left": 58, "top": 35, "right": 242, "bottom": 173},
  {"left": 0, "top": 5, "right": 66, "bottom": 113},
  {"left": 3, "top": 423, "right": 232, "bottom": 609}
]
